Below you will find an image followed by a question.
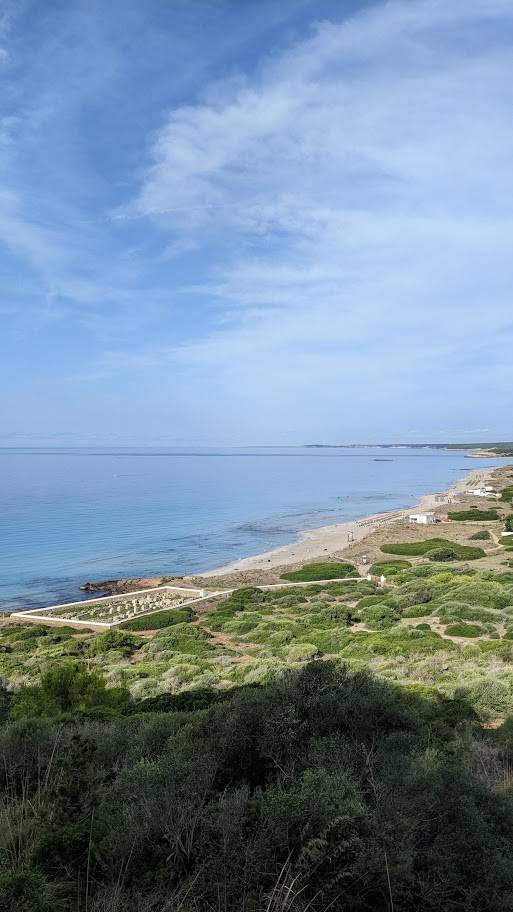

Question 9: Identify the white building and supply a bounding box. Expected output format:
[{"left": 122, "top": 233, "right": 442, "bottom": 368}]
[
  {"left": 409, "top": 513, "right": 436, "bottom": 525},
  {"left": 469, "top": 488, "right": 500, "bottom": 498}
]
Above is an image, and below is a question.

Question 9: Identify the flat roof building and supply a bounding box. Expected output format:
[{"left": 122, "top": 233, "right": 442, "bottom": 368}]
[{"left": 409, "top": 512, "right": 436, "bottom": 525}]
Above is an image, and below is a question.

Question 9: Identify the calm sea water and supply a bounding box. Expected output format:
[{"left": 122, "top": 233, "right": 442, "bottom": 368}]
[{"left": 0, "top": 446, "right": 504, "bottom": 611}]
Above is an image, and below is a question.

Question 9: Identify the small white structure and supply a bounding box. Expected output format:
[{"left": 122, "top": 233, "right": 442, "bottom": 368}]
[
  {"left": 469, "top": 488, "right": 500, "bottom": 498},
  {"left": 409, "top": 512, "right": 436, "bottom": 525},
  {"left": 501, "top": 531, "right": 513, "bottom": 538}
]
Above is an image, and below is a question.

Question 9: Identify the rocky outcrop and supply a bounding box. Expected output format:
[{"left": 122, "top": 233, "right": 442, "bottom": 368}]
[{"left": 80, "top": 576, "right": 183, "bottom": 595}]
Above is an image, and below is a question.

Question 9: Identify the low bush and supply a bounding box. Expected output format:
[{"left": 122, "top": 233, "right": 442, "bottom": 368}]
[
  {"left": 322, "top": 580, "right": 375, "bottom": 597},
  {"left": 281, "top": 562, "right": 356, "bottom": 582},
  {"left": 369, "top": 560, "right": 412, "bottom": 576},
  {"left": 356, "top": 594, "right": 394, "bottom": 610},
  {"left": 381, "top": 539, "right": 485, "bottom": 560},
  {"left": 501, "top": 485, "right": 513, "bottom": 503},
  {"left": 444, "top": 623, "right": 483, "bottom": 638},
  {"left": 426, "top": 547, "right": 458, "bottom": 562},
  {"left": 397, "top": 564, "right": 471, "bottom": 581},
  {"left": 469, "top": 530, "right": 491, "bottom": 540},
  {"left": 437, "top": 602, "right": 497, "bottom": 624},
  {"left": 441, "top": 580, "right": 510, "bottom": 609},
  {"left": 121, "top": 606, "right": 194, "bottom": 630},
  {"left": 359, "top": 604, "right": 401, "bottom": 630},
  {"left": 457, "top": 676, "right": 513, "bottom": 719},
  {"left": 402, "top": 604, "right": 433, "bottom": 618},
  {"left": 448, "top": 509, "right": 500, "bottom": 521},
  {"left": 11, "top": 664, "right": 130, "bottom": 718},
  {"left": 87, "top": 630, "right": 141, "bottom": 656},
  {"left": 285, "top": 643, "right": 320, "bottom": 662},
  {"left": 395, "top": 582, "right": 435, "bottom": 607}
]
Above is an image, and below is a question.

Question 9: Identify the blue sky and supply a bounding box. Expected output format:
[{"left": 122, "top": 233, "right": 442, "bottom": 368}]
[{"left": 1, "top": 0, "right": 512, "bottom": 446}]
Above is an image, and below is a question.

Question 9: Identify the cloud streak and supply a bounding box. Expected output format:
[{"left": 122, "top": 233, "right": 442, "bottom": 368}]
[{"left": 121, "top": 0, "right": 513, "bottom": 439}]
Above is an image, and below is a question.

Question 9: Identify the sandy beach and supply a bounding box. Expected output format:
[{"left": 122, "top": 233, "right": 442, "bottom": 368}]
[{"left": 201, "top": 464, "right": 504, "bottom": 578}]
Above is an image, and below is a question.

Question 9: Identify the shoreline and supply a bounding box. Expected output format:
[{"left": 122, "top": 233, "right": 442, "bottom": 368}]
[
  {"left": 199, "top": 463, "right": 502, "bottom": 578},
  {"left": 75, "top": 459, "right": 510, "bottom": 598}
]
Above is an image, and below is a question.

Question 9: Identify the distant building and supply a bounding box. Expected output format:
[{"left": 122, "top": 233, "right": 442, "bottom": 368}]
[
  {"left": 469, "top": 488, "right": 500, "bottom": 498},
  {"left": 409, "top": 513, "right": 436, "bottom": 525}
]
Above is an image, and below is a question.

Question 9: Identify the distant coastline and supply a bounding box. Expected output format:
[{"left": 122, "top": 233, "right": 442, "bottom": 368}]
[{"left": 303, "top": 443, "right": 513, "bottom": 457}]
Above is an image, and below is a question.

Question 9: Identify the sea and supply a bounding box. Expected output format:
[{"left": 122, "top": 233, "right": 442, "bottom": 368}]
[{"left": 0, "top": 446, "right": 504, "bottom": 612}]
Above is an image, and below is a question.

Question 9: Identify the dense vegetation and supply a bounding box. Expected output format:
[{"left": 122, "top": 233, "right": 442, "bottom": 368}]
[
  {"left": 4, "top": 567, "right": 513, "bottom": 717},
  {"left": 4, "top": 661, "right": 513, "bottom": 911},
  {"left": 281, "top": 561, "right": 356, "bottom": 581},
  {"left": 501, "top": 485, "right": 513, "bottom": 504},
  {"left": 5, "top": 551, "right": 513, "bottom": 909},
  {"left": 381, "top": 538, "right": 486, "bottom": 559}
]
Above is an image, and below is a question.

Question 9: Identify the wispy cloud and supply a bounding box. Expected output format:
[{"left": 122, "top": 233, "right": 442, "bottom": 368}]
[{"left": 120, "top": 0, "right": 513, "bottom": 438}]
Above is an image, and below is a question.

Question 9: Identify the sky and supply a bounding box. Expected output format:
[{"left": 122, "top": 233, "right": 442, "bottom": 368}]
[{"left": 1, "top": 0, "right": 512, "bottom": 446}]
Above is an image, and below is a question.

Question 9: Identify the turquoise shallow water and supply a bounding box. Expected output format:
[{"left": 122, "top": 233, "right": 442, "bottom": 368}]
[{"left": 0, "top": 446, "right": 503, "bottom": 611}]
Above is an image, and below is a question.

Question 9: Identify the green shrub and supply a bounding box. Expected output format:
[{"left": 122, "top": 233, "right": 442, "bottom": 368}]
[
  {"left": 501, "top": 485, "right": 513, "bottom": 503},
  {"left": 395, "top": 582, "right": 435, "bottom": 608},
  {"left": 402, "top": 604, "right": 433, "bottom": 618},
  {"left": 397, "top": 563, "right": 470, "bottom": 581},
  {"left": 457, "top": 677, "right": 513, "bottom": 718},
  {"left": 444, "top": 623, "right": 482, "bottom": 638},
  {"left": 369, "top": 560, "right": 412, "bottom": 576},
  {"left": 381, "top": 539, "right": 485, "bottom": 560},
  {"left": 225, "top": 587, "right": 265, "bottom": 607},
  {"left": 11, "top": 664, "right": 130, "bottom": 718},
  {"left": 448, "top": 509, "right": 500, "bottom": 521},
  {"left": 321, "top": 580, "right": 375, "bottom": 597},
  {"left": 356, "top": 594, "right": 393, "bottom": 610},
  {"left": 87, "top": 630, "right": 141, "bottom": 656},
  {"left": 0, "top": 869, "right": 49, "bottom": 912},
  {"left": 415, "top": 623, "right": 431, "bottom": 631},
  {"left": 437, "top": 602, "right": 497, "bottom": 624},
  {"left": 285, "top": 643, "right": 320, "bottom": 662},
  {"left": 121, "top": 606, "right": 194, "bottom": 630},
  {"left": 426, "top": 547, "right": 458, "bottom": 562},
  {"left": 281, "top": 562, "right": 356, "bottom": 582},
  {"left": 153, "top": 623, "right": 217, "bottom": 656},
  {"left": 359, "top": 604, "right": 401, "bottom": 630},
  {"left": 469, "top": 530, "right": 491, "bottom": 540},
  {"left": 441, "top": 580, "right": 510, "bottom": 609}
]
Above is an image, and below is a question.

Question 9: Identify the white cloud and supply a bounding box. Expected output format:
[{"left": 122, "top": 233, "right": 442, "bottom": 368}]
[
  {"left": 123, "top": 0, "right": 513, "bottom": 437},
  {"left": 132, "top": 1, "right": 513, "bottom": 352}
]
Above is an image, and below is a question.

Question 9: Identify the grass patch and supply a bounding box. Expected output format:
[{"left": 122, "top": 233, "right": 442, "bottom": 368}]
[
  {"left": 448, "top": 508, "right": 501, "bottom": 521},
  {"left": 444, "top": 623, "right": 483, "bottom": 638},
  {"left": 281, "top": 562, "right": 356, "bottom": 582},
  {"left": 381, "top": 539, "right": 485, "bottom": 560},
  {"left": 369, "top": 560, "right": 412, "bottom": 576},
  {"left": 469, "top": 530, "right": 491, "bottom": 540},
  {"left": 120, "top": 607, "right": 194, "bottom": 630}
]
